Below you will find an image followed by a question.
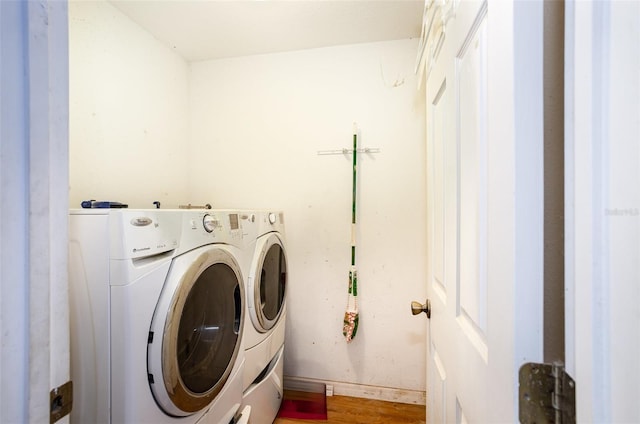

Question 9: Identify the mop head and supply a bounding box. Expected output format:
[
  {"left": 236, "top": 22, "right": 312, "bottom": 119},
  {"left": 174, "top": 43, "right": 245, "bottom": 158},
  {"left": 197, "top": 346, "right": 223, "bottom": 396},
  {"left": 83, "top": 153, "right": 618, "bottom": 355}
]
[
  {"left": 343, "top": 267, "right": 359, "bottom": 342},
  {"left": 343, "top": 310, "right": 359, "bottom": 343}
]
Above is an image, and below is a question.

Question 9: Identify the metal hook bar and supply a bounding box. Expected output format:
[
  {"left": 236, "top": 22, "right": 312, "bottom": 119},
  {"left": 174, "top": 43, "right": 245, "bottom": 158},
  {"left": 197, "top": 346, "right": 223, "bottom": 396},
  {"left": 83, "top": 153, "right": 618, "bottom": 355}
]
[{"left": 317, "top": 147, "right": 381, "bottom": 156}]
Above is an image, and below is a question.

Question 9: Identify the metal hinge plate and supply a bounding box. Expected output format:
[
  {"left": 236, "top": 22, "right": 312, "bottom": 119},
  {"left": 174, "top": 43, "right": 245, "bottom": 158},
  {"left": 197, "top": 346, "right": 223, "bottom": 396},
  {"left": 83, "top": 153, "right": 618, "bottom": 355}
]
[
  {"left": 50, "top": 380, "right": 73, "bottom": 423},
  {"left": 519, "top": 362, "right": 575, "bottom": 424}
]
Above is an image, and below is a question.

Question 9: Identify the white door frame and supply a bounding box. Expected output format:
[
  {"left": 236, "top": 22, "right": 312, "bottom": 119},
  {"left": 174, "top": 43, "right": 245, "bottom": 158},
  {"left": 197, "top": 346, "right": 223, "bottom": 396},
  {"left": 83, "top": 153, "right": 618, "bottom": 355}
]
[
  {"left": 0, "top": 1, "right": 70, "bottom": 422},
  {"left": 565, "top": 0, "right": 640, "bottom": 422}
]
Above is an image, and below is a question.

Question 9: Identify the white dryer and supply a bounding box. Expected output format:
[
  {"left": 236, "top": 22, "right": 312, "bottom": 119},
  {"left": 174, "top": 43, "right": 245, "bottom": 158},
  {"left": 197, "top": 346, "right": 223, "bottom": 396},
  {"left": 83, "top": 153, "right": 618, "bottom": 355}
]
[
  {"left": 69, "top": 209, "right": 250, "bottom": 424},
  {"left": 239, "top": 211, "right": 287, "bottom": 424}
]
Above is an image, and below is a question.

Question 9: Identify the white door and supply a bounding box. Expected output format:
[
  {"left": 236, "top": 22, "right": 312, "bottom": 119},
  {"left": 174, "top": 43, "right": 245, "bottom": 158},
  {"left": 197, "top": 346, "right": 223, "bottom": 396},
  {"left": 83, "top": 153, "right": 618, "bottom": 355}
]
[
  {"left": 565, "top": 0, "right": 640, "bottom": 422},
  {"left": 422, "top": 0, "right": 545, "bottom": 421}
]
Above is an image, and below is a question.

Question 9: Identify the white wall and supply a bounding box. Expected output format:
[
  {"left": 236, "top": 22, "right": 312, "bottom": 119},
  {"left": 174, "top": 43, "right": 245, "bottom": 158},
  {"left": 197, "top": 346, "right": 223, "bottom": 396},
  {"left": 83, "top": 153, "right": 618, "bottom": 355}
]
[
  {"left": 69, "top": 1, "right": 190, "bottom": 209},
  {"left": 189, "top": 40, "right": 427, "bottom": 393}
]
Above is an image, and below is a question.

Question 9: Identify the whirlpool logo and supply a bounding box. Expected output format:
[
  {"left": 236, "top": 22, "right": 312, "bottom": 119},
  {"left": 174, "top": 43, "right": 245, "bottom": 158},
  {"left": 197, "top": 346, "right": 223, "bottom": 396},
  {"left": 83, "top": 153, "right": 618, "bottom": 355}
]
[{"left": 131, "top": 217, "right": 153, "bottom": 227}]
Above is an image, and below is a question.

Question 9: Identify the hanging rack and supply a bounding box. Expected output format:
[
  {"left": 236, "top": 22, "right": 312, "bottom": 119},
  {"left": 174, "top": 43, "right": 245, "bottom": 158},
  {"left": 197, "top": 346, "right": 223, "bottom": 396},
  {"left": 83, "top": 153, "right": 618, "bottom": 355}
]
[{"left": 317, "top": 147, "right": 381, "bottom": 156}]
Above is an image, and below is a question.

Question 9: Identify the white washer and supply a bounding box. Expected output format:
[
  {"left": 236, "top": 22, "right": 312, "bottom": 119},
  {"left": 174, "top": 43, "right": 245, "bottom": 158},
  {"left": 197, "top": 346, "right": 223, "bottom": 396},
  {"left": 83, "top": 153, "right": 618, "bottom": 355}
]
[
  {"left": 239, "top": 211, "right": 287, "bottom": 424},
  {"left": 69, "top": 209, "right": 250, "bottom": 424}
]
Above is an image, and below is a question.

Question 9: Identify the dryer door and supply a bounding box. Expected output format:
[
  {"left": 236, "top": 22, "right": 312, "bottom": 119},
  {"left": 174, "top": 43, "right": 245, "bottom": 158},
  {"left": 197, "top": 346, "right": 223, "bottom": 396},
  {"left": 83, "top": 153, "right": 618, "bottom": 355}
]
[
  {"left": 148, "top": 245, "right": 244, "bottom": 416},
  {"left": 248, "top": 233, "right": 287, "bottom": 332}
]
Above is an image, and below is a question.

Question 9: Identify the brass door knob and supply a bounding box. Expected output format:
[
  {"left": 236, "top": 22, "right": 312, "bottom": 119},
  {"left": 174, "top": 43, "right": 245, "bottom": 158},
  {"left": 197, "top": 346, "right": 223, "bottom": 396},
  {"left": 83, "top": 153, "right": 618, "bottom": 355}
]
[{"left": 411, "top": 299, "right": 431, "bottom": 319}]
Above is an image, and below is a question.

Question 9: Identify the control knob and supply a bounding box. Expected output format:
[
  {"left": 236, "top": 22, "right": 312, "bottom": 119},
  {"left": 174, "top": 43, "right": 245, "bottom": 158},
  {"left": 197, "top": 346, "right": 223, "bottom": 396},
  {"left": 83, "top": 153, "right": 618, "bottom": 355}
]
[{"left": 203, "top": 214, "right": 217, "bottom": 233}]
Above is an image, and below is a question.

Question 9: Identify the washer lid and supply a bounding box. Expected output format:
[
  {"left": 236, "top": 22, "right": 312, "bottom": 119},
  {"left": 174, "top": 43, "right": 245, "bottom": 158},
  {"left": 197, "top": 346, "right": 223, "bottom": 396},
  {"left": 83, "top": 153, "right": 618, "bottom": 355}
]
[
  {"left": 248, "top": 233, "right": 287, "bottom": 332},
  {"left": 147, "top": 245, "right": 244, "bottom": 416}
]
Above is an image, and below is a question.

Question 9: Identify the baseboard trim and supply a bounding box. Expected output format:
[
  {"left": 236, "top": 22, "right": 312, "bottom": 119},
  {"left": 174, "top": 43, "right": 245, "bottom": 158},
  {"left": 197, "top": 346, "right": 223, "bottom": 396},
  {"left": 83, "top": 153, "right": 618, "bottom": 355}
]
[{"left": 283, "top": 376, "right": 426, "bottom": 405}]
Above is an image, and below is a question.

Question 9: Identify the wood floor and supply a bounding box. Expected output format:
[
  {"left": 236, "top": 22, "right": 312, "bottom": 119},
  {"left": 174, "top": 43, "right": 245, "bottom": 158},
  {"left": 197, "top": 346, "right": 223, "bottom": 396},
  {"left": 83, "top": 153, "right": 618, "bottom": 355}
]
[{"left": 273, "top": 395, "right": 426, "bottom": 424}]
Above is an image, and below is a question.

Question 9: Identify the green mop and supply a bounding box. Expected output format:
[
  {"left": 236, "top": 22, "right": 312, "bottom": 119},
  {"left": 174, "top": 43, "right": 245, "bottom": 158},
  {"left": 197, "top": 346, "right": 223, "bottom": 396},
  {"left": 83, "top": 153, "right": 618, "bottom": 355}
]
[{"left": 343, "top": 124, "right": 359, "bottom": 343}]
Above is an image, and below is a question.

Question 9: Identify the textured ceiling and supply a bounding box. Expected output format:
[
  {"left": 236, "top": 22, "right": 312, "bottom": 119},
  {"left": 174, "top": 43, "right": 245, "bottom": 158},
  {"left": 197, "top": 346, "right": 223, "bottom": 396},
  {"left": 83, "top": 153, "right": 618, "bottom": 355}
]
[{"left": 110, "top": 0, "right": 424, "bottom": 62}]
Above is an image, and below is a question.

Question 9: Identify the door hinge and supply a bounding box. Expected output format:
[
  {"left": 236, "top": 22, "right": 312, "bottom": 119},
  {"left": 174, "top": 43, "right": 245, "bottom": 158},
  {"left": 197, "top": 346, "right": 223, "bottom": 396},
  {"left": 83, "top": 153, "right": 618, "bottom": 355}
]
[
  {"left": 519, "top": 362, "right": 575, "bottom": 424},
  {"left": 50, "top": 380, "right": 73, "bottom": 423}
]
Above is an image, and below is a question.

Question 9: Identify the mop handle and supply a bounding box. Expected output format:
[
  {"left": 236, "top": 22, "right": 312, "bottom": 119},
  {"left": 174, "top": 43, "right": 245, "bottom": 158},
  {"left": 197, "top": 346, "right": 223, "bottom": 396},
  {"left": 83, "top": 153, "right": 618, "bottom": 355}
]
[{"left": 351, "top": 124, "right": 357, "bottom": 267}]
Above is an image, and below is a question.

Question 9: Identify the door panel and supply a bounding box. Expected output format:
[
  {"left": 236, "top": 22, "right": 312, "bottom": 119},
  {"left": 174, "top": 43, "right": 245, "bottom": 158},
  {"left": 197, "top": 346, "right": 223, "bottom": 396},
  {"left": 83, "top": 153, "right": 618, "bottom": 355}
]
[
  {"left": 456, "top": 399, "right": 469, "bottom": 424},
  {"left": 428, "top": 342, "right": 447, "bottom": 424},
  {"left": 457, "top": 15, "right": 488, "bottom": 341},
  {"left": 431, "top": 78, "right": 448, "bottom": 301},
  {"left": 427, "top": 74, "right": 450, "bottom": 424}
]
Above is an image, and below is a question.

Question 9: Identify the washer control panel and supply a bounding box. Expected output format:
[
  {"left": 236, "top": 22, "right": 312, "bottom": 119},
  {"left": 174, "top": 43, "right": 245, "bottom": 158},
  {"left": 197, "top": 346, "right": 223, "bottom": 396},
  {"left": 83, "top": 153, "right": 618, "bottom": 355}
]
[{"left": 202, "top": 214, "right": 220, "bottom": 232}]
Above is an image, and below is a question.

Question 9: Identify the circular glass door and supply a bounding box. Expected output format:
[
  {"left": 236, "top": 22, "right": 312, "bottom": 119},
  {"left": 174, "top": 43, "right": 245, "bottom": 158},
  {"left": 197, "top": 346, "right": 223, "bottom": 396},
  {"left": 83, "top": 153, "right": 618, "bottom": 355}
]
[
  {"left": 148, "top": 247, "right": 244, "bottom": 416},
  {"left": 249, "top": 234, "right": 287, "bottom": 332}
]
